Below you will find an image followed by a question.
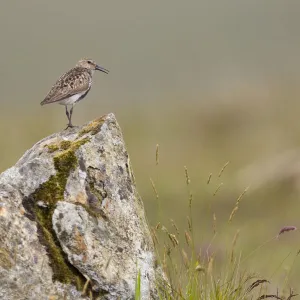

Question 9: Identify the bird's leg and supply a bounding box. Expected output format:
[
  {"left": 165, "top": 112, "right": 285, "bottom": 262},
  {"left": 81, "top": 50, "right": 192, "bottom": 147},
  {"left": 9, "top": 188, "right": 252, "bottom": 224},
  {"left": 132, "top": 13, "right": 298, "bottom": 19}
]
[
  {"left": 65, "top": 105, "right": 70, "bottom": 121},
  {"left": 69, "top": 105, "right": 74, "bottom": 127},
  {"left": 65, "top": 105, "right": 74, "bottom": 129}
]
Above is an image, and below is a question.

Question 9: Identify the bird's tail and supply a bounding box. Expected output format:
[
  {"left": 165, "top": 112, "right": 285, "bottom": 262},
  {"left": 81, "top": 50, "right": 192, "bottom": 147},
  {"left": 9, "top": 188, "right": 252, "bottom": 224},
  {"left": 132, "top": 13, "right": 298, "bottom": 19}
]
[{"left": 40, "top": 99, "right": 47, "bottom": 106}]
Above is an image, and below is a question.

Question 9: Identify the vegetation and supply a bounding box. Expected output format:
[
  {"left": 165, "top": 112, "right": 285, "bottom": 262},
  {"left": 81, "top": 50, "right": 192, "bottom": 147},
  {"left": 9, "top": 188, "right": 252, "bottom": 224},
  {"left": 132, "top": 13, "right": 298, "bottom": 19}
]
[{"left": 137, "top": 148, "right": 300, "bottom": 299}]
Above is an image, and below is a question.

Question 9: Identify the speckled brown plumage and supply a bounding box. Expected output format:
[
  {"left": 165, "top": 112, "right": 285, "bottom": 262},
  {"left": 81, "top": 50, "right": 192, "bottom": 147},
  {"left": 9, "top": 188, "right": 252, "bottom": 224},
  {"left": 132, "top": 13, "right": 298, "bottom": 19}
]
[
  {"left": 41, "top": 58, "right": 109, "bottom": 129},
  {"left": 41, "top": 67, "right": 92, "bottom": 105}
]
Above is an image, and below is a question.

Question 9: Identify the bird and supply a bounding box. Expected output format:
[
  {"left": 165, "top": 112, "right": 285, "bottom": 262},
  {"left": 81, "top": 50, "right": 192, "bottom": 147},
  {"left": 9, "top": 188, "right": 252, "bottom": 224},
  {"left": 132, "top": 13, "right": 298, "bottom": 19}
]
[{"left": 41, "top": 58, "right": 109, "bottom": 129}]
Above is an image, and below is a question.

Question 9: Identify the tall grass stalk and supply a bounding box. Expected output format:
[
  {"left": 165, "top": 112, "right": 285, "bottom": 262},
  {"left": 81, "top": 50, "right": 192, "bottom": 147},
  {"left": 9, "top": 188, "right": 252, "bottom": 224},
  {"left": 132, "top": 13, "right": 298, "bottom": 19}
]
[{"left": 147, "top": 151, "right": 298, "bottom": 299}]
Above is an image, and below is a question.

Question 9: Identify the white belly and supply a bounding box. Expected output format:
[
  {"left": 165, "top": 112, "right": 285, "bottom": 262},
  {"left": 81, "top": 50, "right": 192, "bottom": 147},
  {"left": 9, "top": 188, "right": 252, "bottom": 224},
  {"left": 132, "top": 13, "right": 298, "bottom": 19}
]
[{"left": 58, "top": 91, "right": 86, "bottom": 106}]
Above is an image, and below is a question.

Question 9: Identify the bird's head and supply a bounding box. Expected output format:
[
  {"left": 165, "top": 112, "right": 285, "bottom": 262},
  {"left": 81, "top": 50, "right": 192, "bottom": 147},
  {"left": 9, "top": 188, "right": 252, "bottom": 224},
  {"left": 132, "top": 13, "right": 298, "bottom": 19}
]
[{"left": 76, "top": 59, "right": 109, "bottom": 74}]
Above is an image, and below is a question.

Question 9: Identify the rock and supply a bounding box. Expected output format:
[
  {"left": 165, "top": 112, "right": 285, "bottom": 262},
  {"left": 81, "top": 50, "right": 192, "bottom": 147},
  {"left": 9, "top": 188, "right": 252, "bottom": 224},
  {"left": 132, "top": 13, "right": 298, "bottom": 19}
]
[{"left": 0, "top": 114, "right": 166, "bottom": 300}]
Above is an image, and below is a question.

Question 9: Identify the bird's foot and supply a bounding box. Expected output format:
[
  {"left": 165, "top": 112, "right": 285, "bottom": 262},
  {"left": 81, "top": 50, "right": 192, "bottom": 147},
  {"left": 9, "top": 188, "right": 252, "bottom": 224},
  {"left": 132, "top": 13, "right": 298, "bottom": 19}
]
[{"left": 65, "top": 123, "right": 75, "bottom": 130}]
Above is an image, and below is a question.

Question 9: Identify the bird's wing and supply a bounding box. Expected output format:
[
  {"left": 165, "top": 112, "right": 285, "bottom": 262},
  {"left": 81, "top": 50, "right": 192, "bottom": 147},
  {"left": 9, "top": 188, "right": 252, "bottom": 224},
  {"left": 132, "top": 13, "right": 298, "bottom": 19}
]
[{"left": 41, "top": 68, "right": 91, "bottom": 105}]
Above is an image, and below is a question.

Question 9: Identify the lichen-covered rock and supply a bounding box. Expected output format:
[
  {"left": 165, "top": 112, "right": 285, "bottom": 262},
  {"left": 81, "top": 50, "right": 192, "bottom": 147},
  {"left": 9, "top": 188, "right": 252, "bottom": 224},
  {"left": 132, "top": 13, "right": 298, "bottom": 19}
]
[{"left": 0, "top": 114, "right": 166, "bottom": 300}]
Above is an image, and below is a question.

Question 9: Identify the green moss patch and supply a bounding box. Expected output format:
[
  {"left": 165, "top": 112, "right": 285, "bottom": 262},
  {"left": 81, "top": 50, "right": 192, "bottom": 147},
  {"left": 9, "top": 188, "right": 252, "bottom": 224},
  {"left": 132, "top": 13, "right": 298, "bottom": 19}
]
[
  {"left": 47, "top": 144, "right": 59, "bottom": 153},
  {"left": 78, "top": 116, "right": 106, "bottom": 137},
  {"left": 46, "top": 139, "right": 84, "bottom": 154},
  {"left": 22, "top": 136, "right": 98, "bottom": 294},
  {"left": 60, "top": 140, "right": 72, "bottom": 150}
]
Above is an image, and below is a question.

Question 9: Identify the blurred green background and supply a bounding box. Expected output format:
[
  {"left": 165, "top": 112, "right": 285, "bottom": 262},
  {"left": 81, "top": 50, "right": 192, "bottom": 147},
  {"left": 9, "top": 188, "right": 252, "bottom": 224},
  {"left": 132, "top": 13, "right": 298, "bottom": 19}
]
[{"left": 1, "top": 0, "right": 300, "bottom": 290}]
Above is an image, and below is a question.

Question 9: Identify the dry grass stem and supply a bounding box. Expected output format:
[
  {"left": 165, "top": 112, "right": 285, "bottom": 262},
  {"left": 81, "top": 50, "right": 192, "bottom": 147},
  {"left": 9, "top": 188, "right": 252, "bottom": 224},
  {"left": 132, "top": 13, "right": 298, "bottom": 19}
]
[
  {"left": 150, "top": 177, "right": 159, "bottom": 200},
  {"left": 213, "top": 183, "right": 223, "bottom": 196},
  {"left": 229, "top": 206, "right": 239, "bottom": 222},
  {"left": 185, "top": 231, "right": 192, "bottom": 246},
  {"left": 230, "top": 230, "right": 240, "bottom": 263},
  {"left": 229, "top": 187, "right": 249, "bottom": 222},
  {"left": 170, "top": 219, "right": 179, "bottom": 236},
  {"left": 181, "top": 249, "right": 189, "bottom": 269},
  {"left": 189, "top": 192, "right": 193, "bottom": 208},
  {"left": 184, "top": 166, "right": 190, "bottom": 185},
  {"left": 151, "top": 227, "right": 159, "bottom": 246},
  {"left": 187, "top": 216, "right": 192, "bottom": 232},
  {"left": 207, "top": 255, "right": 214, "bottom": 276},
  {"left": 218, "top": 161, "right": 230, "bottom": 177},
  {"left": 207, "top": 173, "right": 212, "bottom": 184},
  {"left": 236, "top": 186, "right": 250, "bottom": 205},
  {"left": 213, "top": 213, "right": 217, "bottom": 234},
  {"left": 155, "top": 144, "right": 159, "bottom": 165},
  {"left": 168, "top": 233, "right": 179, "bottom": 248}
]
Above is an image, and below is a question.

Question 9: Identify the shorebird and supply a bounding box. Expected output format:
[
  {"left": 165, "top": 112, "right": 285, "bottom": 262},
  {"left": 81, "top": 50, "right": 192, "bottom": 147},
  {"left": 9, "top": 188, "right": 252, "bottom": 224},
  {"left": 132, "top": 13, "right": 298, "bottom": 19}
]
[{"left": 41, "top": 59, "right": 109, "bottom": 129}]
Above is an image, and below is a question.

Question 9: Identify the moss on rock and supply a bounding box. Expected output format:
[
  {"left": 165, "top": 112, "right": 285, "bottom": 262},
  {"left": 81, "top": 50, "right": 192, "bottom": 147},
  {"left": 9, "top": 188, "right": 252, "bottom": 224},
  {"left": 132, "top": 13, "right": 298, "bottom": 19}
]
[
  {"left": 23, "top": 137, "right": 91, "bottom": 291},
  {"left": 60, "top": 140, "right": 72, "bottom": 150},
  {"left": 78, "top": 116, "right": 106, "bottom": 137},
  {"left": 46, "top": 144, "right": 59, "bottom": 153},
  {"left": 46, "top": 139, "right": 86, "bottom": 154}
]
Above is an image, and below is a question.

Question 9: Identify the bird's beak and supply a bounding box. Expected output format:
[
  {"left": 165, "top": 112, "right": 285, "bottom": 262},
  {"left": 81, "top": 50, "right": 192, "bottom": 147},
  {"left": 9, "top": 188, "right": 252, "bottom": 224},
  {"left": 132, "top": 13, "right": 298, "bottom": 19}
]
[{"left": 95, "top": 65, "right": 109, "bottom": 74}]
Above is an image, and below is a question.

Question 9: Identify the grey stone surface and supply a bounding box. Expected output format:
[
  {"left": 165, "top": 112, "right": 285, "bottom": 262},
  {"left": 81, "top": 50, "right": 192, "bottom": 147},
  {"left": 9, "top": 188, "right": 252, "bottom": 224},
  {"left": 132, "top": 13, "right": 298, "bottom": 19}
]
[{"left": 0, "top": 114, "right": 165, "bottom": 299}]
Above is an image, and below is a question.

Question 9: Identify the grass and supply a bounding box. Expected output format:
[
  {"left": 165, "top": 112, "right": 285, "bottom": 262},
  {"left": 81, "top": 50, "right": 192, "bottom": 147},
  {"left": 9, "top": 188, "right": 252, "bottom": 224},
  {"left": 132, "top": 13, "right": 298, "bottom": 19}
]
[
  {"left": 139, "top": 147, "right": 300, "bottom": 300},
  {"left": 135, "top": 269, "right": 141, "bottom": 300}
]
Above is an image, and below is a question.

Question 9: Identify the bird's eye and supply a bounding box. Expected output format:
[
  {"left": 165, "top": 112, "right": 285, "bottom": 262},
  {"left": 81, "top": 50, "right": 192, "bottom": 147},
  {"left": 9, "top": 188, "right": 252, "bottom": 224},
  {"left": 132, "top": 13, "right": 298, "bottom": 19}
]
[{"left": 87, "top": 60, "right": 91, "bottom": 64}]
